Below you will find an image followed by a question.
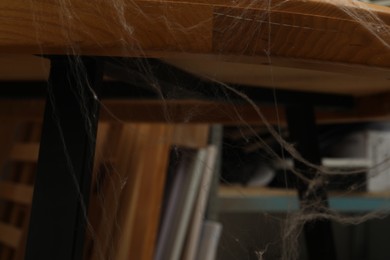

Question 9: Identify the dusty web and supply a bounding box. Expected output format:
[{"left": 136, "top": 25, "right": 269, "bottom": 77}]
[{"left": 15, "top": 0, "right": 390, "bottom": 259}]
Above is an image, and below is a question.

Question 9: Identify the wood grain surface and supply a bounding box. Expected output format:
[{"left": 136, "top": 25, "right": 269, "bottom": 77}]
[{"left": 0, "top": 0, "right": 390, "bottom": 70}]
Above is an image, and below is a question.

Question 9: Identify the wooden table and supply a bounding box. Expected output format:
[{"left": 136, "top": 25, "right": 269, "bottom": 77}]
[
  {"left": 1, "top": 1, "right": 390, "bottom": 260},
  {"left": 1, "top": 0, "right": 390, "bottom": 123}
]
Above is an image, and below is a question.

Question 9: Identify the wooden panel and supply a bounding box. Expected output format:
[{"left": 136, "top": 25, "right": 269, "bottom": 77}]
[
  {"left": 0, "top": 222, "right": 22, "bottom": 248},
  {"left": 0, "top": 182, "right": 33, "bottom": 205},
  {"left": 0, "top": 0, "right": 212, "bottom": 55},
  {"left": 114, "top": 124, "right": 174, "bottom": 260},
  {"left": 0, "top": 55, "right": 49, "bottom": 81},
  {"left": 172, "top": 124, "right": 210, "bottom": 148},
  {"left": 10, "top": 143, "right": 39, "bottom": 162}
]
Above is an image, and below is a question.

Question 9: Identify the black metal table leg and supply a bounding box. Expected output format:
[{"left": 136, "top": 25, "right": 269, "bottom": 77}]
[
  {"left": 286, "top": 105, "right": 337, "bottom": 260},
  {"left": 25, "top": 56, "right": 104, "bottom": 260}
]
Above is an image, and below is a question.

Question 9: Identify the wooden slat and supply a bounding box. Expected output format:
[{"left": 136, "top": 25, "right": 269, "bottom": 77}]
[
  {"left": 0, "top": 123, "right": 20, "bottom": 251},
  {"left": 0, "top": 55, "right": 49, "bottom": 81},
  {"left": 10, "top": 143, "right": 39, "bottom": 162},
  {"left": 0, "top": 222, "right": 22, "bottom": 248},
  {"left": 11, "top": 124, "right": 42, "bottom": 260},
  {"left": 0, "top": 124, "right": 18, "bottom": 169},
  {"left": 0, "top": 182, "right": 33, "bottom": 205},
  {"left": 0, "top": 123, "right": 41, "bottom": 260},
  {"left": 315, "top": 92, "right": 390, "bottom": 124}
]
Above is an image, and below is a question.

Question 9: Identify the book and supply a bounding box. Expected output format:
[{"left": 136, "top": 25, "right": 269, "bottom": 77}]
[
  {"left": 182, "top": 146, "right": 218, "bottom": 260},
  {"left": 154, "top": 148, "right": 207, "bottom": 260},
  {"left": 195, "top": 221, "right": 223, "bottom": 260}
]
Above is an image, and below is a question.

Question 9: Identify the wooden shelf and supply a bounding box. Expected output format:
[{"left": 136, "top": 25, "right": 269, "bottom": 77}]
[
  {"left": 274, "top": 157, "right": 372, "bottom": 169},
  {"left": 219, "top": 186, "right": 390, "bottom": 213}
]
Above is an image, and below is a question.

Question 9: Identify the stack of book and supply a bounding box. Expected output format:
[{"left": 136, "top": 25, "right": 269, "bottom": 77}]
[{"left": 154, "top": 146, "right": 222, "bottom": 260}]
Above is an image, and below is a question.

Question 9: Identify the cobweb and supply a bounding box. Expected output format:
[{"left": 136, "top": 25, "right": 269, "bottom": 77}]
[{"left": 4, "top": 0, "right": 390, "bottom": 259}]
